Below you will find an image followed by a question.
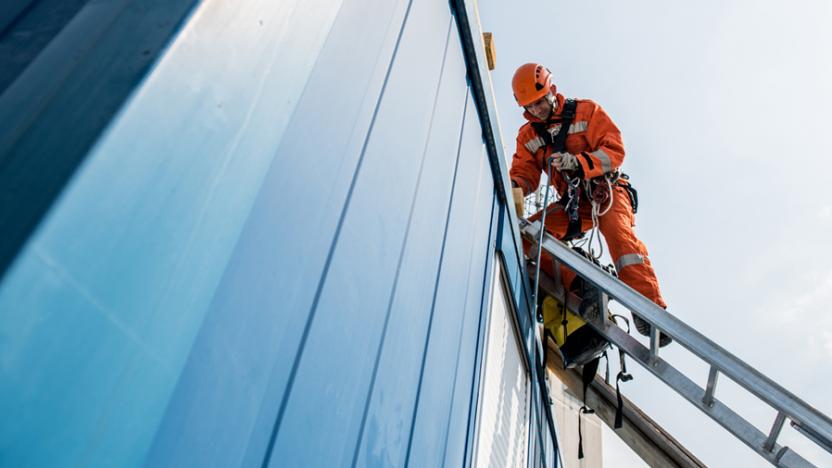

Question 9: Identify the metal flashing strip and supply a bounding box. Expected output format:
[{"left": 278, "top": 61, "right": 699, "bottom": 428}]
[
  {"left": 449, "top": 0, "right": 534, "bottom": 321},
  {"left": 522, "top": 219, "right": 832, "bottom": 467},
  {"left": 450, "top": 2, "right": 560, "bottom": 466}
]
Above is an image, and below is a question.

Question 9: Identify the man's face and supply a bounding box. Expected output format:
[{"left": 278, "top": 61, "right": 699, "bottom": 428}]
[{"left": 524, "top": 93, "right": 554, "bottom": 121}]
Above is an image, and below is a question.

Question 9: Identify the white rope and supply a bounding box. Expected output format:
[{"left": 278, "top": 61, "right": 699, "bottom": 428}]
[
  {"left": 597, "top": 174, "right": 615, "bottom": 216},
  {"left": 585, "top": 173, "right": 616, "bottom": 261}
]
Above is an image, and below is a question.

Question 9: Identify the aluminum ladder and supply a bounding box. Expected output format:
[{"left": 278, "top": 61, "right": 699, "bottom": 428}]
[{"left": 520, "top": 219, "right": 832, "bottom": 467}]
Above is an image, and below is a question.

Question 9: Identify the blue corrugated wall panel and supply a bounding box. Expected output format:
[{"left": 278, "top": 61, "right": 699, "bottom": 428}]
[
  {"left": 0, "top": 0, "right": 554, "bottom": 467},
  {"left": 264, "top": 0, "right": 459, "bottom": 465},
  {"left": 0, "top": 0, "right": 38, "bottom": 38},
  {"left": 1, "top": 0, "right": 360, "bottom": 465},
  {"left": 498, "top": 205, "right": 536, "bottom": 353},
  {"left": 350, "top": 20, "right": 469, "bottom": 468},
  {"left": 406, "top": 90, "right": 495, "bottom": 467},
  {"left": 0, "top": 0, "right": 202, "bottom": 278},
  {"left": 141, "top": 0, "right": 412, "bottom": 465}
]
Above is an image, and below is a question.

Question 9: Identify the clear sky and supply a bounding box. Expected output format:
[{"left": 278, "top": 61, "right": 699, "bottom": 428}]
[{"left": 476, "top": 0, "right": 832, "bottom": 466}]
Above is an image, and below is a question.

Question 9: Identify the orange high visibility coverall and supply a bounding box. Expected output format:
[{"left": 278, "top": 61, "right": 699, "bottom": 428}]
[{"left": 511, "top": 91, "right": 667, "bottom": 309}]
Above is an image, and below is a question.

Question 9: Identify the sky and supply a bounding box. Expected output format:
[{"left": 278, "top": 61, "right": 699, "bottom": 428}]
[{"left": 475, "top": 0, "right": 832, "bottom": 466}]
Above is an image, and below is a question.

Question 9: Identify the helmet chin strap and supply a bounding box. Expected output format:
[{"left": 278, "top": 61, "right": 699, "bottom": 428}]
[{"left": 545, "top": 93, "right": 557, "bottom": 120}]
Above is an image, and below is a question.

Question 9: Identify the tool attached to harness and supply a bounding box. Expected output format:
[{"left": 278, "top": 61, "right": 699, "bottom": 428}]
[{"left": 618, "top": 173, "right": 639, "bottom": 214}]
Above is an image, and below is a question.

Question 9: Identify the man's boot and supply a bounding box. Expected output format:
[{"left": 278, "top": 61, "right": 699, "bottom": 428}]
[{"left": 632, "top": 314, "right": 672, "bottom": 347}]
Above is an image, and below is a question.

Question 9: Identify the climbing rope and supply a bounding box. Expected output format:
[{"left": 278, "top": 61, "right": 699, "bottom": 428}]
[{"left": 531, "top": 156, "right": 557, "bottom": 317}]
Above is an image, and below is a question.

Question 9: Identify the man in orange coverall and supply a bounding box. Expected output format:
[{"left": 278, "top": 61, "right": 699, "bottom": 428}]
[{"left": 509, "top": 62, "right": 671, "bottom": 346}]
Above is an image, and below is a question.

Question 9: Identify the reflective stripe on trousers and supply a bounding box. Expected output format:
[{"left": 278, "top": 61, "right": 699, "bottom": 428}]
[{"left": 615, "top": 253, "right": 645, "bottom": 271}]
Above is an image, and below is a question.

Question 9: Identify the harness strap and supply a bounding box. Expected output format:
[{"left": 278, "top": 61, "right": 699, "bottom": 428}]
[
  {"left": 532, "top": 99, "right": 580, "bottom": 232},
  {"left": 601, "top": 350, "right": 610, "bottom": 383},
  {"left": 609, "top": 314, "right": 634, "bottom": 429},
  {"left": 614, "top": 349, "right": 634, "bottom": 429},
  {"left": 577, "top": 356, "right": 600, "bottom": 459},
  {"left": 531, "top": 98, "right": 578, "bottom": 153}
]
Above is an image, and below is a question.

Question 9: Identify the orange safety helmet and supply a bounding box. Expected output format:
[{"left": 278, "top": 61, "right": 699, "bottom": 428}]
[{"left": 512, "top": 63, "right": 556, "bottom": 107}]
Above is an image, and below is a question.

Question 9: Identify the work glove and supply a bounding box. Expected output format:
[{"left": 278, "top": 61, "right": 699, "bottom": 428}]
[{"left": 552, "top": 152, "right": 579, "bottom": 172}]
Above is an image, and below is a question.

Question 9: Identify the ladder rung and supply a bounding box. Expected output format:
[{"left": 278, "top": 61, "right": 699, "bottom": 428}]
[
  {"left": 649, "top": 327, "right": 660, "bottom": 364},
  {"left": 764, "top": 412, "right": 786, "bottom": 452},
  {"left": 703, "top": 366, "right": 719, "bottom": 408}
]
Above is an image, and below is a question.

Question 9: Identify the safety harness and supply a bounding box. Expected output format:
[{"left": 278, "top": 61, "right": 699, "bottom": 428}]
[{"left": 530, "top": 98, "right": 640, "bottom": 261}]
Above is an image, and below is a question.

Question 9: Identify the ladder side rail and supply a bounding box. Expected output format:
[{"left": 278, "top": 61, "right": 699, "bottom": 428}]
[
  {"left": 522, "top": 220, "right": 832, "bottom": 454},
  {"left": 535, "top": 270, "right": 812, "bottom": 467},
  {"left": 600, "top": 321, "right": 810, "bottom": 467}
]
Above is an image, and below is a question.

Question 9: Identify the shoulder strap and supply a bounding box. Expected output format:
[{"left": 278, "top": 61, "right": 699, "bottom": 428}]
[{"left": 531, "top": 98, "right": 577, "bottom": 153}]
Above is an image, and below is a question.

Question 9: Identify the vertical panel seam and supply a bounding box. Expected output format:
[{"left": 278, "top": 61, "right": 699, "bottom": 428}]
[
  {"left": 402, "top": 85, "right": 469, "bottom": 468},
  {"left": 438, "top": 142, "right": 492, "bottom": 466},
  {"left": 456, "top": 189, "right": 497, "bottom": 468},
  {"left": 259, "top": 1, "right": 415, "bottom": 466}
]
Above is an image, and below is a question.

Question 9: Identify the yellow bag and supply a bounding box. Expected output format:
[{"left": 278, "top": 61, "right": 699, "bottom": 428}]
[
  {"left": 542, "top": 295, "right": 608, "bottom": 368},
  {"left": 542, "top": 296, "right": 586, "bottom": 346}
]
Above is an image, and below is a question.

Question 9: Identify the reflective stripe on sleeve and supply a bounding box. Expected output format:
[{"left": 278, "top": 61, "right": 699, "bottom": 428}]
[
  {"left": 525, "top": 136, "right": 545, "bottom": 154},
  {"left": 568, "top": 121, "right": 588, "bottom": 134},
  {"left": 591, "top": 148, "right": 613, "bottom": 173},
  {"left": 615, "top": 253, "right": 644, "bottom": 271}
]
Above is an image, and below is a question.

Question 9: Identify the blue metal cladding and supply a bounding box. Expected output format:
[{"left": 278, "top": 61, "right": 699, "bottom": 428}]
[
  {"left": 0, "top": 0, "right": 557, "bottom": 467},
  {"left": 406, "top": 93, "right": 495, "bottom": 468},
  {"left": 0, "top": 0, "right": 32, "bottom": 33},
  {"left": 0, "top": 0, "right": 202, "bottom": 277}
]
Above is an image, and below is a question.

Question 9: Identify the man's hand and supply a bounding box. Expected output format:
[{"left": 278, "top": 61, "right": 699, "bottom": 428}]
[{"left": 552, "top": 152, "right": 579, "bottom": 172}]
